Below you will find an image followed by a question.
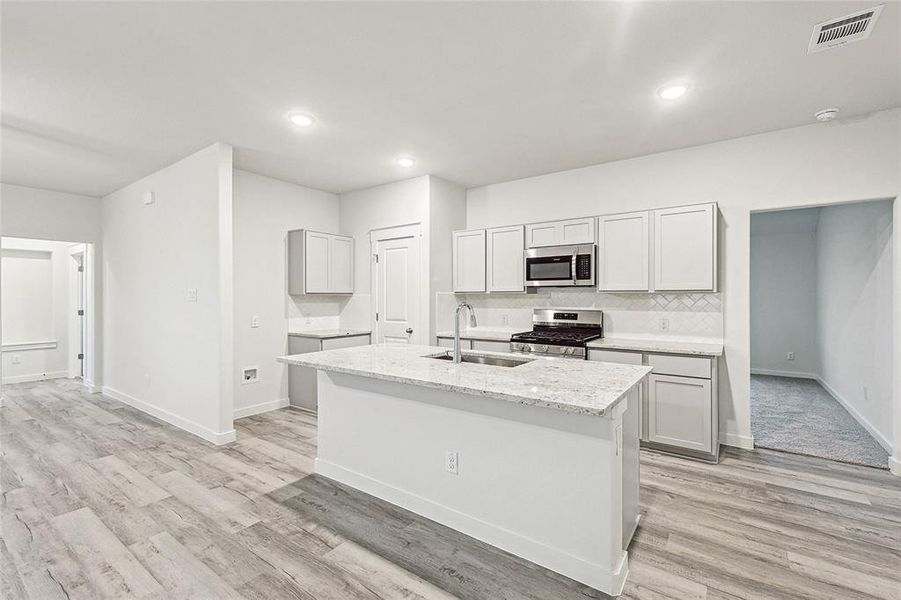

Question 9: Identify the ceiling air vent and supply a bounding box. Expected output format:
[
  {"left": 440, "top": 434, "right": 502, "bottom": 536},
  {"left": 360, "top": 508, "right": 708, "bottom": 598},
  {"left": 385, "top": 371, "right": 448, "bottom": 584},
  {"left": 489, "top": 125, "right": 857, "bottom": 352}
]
[{"left": 808, "top": 5, "right": 883, "bottom": 53}]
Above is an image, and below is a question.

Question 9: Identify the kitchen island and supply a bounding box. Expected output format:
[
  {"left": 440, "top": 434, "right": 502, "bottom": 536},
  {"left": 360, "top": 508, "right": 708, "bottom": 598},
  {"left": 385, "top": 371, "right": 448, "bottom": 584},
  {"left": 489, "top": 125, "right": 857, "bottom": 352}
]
[{"left": 277, "top": 344, "right": 651, "bottom": 596}]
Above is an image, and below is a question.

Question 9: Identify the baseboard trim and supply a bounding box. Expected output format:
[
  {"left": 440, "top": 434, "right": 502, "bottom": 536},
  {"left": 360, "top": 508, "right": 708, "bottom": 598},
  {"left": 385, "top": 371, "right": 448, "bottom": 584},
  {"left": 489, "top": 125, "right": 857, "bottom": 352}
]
[
  {"left": 83, "top": 380, "right": 102, "bottom": 393},
  {"left": 719, "top": 432, "right": 755, "bottom": 450},
  {"left": 102, "top": 386, "right": 236, "bottom": 445},
  {"left": 315, "top": 458, "right": 628, "bottom": 595},
  {"left": 890, "top": 456, "right": 901, "bottom": 477},
  {"left": 751, "top": 368, "right": 819, "bottom": 379},
  {"left": 816, "top": 378, "right": 892, "bottom": 453},
  {"left": 2, "top": 371, "right": 68, "bottom": 385},
  {"left": 234, "top": 397, "right": 289, "bottom": 419}
]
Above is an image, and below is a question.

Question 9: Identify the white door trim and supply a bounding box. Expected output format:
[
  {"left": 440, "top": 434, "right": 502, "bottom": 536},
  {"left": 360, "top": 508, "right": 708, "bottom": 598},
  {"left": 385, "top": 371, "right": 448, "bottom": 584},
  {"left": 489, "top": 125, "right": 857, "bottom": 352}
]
[{"left": 370, "top": 224, "right": 423, "bottom": 344}]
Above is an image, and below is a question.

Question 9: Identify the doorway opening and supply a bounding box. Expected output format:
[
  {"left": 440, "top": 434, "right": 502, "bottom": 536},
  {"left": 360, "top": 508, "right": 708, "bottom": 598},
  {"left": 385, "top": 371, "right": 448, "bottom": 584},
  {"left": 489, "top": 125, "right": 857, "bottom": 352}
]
[
  {"left": 1, "top": 236, "right": 93, "bottom": 391},
  {"left": 749, "top": 200, "right": 893, "bottom": 469}
]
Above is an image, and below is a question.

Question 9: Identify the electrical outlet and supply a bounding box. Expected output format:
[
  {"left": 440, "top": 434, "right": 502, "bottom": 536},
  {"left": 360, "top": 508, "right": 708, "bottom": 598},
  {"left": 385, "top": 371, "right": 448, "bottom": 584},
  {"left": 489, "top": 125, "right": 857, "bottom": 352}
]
[
  {"left": 501, "top": 314, "right": 509, "bottom": 326},
  {"left": 659, "top": 318, "right": 669, "bottom": 331},
  {"left": 251, "top": 315, "right": 260, "bottom": 328},
  {"left": 863, "top": 385, "right": 869, "bottom": 401},
  {"left": 445, "top": 451, "right": 459, "bottom": 475},
  {"left": 10, "top": 354, "right": 21, "bottom": 365},
  {"left": 786, "top": 352, "right": 795, "bottom": 361}
]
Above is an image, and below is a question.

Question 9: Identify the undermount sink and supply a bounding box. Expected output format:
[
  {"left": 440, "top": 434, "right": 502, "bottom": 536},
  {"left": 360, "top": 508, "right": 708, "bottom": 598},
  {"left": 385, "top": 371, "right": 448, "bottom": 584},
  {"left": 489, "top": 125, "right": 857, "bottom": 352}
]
[{"left": 429, "top": 352, "right": 533, "bottom": 368}]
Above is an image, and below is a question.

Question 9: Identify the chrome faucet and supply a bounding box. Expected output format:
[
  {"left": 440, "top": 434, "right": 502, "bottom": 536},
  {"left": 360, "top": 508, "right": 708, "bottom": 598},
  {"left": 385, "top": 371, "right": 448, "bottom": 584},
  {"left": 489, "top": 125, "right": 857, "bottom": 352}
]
[{"left": 453, "top": 302, "right": 477, "bottom": 363}]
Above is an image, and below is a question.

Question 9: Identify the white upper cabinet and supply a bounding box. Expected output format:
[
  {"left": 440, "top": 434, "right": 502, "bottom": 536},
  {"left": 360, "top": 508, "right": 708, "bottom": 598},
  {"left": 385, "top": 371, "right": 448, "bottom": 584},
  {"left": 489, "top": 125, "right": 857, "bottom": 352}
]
[
  {"left": 288, "top": 229, "right": 354, "bottom": 295},
  {"left": 525, "top": 217, "right": 595, "bottom": 247},
  {"left": 328, "top": 235, "right": 354, "bottom": 294},
  {"left": 453, "top": 229, "right": 486, "bottom": 293},
  {"left": 486, "top": 225, "right": 525, "bottom": 292},
  {"left": 652, "top": 203, "right": 717, "bottom": 291},
  {"left": 597, "top": 212, "right": 649, "bottom": 291}
]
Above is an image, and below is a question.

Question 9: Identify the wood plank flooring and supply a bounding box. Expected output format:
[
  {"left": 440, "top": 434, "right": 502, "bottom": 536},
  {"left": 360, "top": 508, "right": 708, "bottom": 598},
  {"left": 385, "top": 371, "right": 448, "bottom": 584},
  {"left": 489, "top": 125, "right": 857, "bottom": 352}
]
[{"left": 2, "top": 379, "right": 900, "bottom": 599}]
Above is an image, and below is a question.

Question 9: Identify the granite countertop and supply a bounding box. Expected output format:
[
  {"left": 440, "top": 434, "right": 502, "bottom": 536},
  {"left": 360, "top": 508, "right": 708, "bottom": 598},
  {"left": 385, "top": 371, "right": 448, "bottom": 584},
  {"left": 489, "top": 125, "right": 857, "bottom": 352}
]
[
  {"left": 277, "top": 344, "right": 650, "bottom": 417},
  {"left": 587, "top": 337, "right": 723, "bottom": 357},
  {"left": 288, "top": 329, "right": 371, "bottom": 340},
  {"left": 435, "top": 328, "right": 521, "bottom": 342}
]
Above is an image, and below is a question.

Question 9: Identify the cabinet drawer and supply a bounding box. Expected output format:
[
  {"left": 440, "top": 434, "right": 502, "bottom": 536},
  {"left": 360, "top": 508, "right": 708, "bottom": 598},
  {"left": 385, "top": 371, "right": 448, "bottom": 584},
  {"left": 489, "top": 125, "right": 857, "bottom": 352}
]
[
  {"left": 437, "top": 337, "right": 472, "bottom": 350},
  {"left": 648, "top": 353, "right": 711, "bottom": 379},
  {"left": 587, "top": 349, "right": 643, "bottom": 365},
  {"left": 471, "top": 340, "right": 511, "bottom": 352},
  {"left": 322, "top": 335, "right": 370, "bottom": 351}
]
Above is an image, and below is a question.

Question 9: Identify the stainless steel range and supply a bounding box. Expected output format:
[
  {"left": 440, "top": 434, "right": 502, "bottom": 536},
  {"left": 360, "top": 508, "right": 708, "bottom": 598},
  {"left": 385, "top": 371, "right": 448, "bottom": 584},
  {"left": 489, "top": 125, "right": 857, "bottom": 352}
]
[{"left": 510, "top": 308, "right": 603, "bottom": 359}]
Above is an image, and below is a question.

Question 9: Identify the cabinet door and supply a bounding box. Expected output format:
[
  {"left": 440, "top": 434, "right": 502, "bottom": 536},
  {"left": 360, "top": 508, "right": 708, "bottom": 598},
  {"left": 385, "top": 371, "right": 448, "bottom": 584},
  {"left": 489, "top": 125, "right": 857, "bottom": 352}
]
[
  {"left": 287, "top": 230, "right": 306, "bottom": 295},
  {"left": 525, "top": 222, "right": 559, "bottom": 247},
  {"left": 597, "top": 212, "right": 649, "bottom": 291},
  {"left": 559, "top": 218, "right": 596, "bottom": 245},
  {"left": 647, "top": 374, "right": 712, "bottom": 453},
  {"left": 486, "top": 225, "right": 524, "bottom": 292},
  {"left": 525, "top": 218, "right": 596, "bottom": 248},
  {"left": 329, "top": 235, "right": 354, "bottom": 293},
  {"left": 653, "top": 204, "right": 716, "bottom": 291},
  {"left": 453, "top": 230, "right": 487, "bottom": 292},
  {"left": 304, "top": 231, "right": 330, "bottom": 293}
]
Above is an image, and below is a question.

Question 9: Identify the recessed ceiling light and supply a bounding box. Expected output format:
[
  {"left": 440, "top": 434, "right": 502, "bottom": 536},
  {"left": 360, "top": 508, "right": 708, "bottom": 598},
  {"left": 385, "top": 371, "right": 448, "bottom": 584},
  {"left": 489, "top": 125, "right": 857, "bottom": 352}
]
[
  {"left": 657, "top": 83, "right": 689, "bottom": 100},
  {"left": 815, "top": 108, "right": 840, "bottom": 122},
  {"left": 396, "top": 156, "right": 416, "bottom": 168},
  {"left": 289, "top": 113, "right": 315, "bottom": 127}
]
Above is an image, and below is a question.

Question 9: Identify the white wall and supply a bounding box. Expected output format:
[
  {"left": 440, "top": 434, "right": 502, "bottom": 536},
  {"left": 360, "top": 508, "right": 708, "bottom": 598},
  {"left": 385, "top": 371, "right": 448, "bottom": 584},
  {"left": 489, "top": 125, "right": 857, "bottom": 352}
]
[
  {"left": 101, "top": 143, "right": 235, "bottom": 444},
  {"left": 428, "top": 177, "right": 467, "bottom": 339},
  {"left": 338, "top": 176, "right": 431, "bottom": 335},
  {"left": 1, "top": 183, "right": 101, "bottom": 243},
  {"left": 750, "top": 208, "right": 819, "bottom": 377},
  {"left": 1, "top": 238, "right": 73, "bottom": 383},
  {"left": 817, "top": 200, "right": 894, "bottom": 449},
  {"left": 233, "top": 169, "right": 340, "bottom": 417},
  {"left": 0, "top": 183, "right": 103, "bottom": 390},
  {"left": 466, "top": 108, "right": 901, "bottom": 449}
]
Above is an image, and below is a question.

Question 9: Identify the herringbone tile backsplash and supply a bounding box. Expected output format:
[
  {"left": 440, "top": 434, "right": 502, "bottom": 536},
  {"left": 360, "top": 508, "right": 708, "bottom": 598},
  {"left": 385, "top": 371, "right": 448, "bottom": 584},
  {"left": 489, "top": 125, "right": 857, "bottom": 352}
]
[{"left": 437, "top": 288, "right": 723, "bottom": 338}]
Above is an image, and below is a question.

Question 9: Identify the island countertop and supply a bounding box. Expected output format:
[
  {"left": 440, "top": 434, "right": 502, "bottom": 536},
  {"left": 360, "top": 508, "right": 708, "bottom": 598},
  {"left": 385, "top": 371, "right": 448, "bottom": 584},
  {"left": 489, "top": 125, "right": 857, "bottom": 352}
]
[{"left": 277, "top": 344, "right": 651, "bottom": 417}]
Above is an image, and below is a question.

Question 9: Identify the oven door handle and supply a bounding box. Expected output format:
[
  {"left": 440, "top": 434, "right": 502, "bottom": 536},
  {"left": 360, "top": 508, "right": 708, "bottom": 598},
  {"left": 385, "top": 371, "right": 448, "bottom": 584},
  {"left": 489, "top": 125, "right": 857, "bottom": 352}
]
[{"left": 571, "top": 249, "right": 578, "bottom": 285}]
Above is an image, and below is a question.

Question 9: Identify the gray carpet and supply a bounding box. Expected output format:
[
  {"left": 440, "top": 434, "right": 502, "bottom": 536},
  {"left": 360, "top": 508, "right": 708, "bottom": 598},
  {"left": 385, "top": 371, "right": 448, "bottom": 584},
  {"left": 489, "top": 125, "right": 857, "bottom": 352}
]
[{"left": 750, "top": 375, "right": 889, "bottom": 469}]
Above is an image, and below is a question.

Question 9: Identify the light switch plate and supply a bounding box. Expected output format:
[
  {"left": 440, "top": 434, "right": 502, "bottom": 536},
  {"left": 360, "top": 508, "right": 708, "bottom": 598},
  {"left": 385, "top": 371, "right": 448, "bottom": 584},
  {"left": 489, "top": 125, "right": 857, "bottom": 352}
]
[{"left": 185, "top": 288, "right": 198, "bottom": 302}]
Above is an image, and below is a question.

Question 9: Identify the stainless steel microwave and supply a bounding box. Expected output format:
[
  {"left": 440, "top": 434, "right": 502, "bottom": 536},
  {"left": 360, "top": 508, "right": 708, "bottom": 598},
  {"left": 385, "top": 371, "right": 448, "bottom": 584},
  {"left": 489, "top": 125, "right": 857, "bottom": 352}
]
[{"left": 524, "top": 244, "right": 596, "bottom": 287}]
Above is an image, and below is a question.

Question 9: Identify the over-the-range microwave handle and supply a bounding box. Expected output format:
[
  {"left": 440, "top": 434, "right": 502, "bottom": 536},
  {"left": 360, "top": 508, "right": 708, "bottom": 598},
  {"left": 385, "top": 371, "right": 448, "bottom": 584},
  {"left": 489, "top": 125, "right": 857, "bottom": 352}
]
[{"left": 571, "top": 248, "right": 578, "bottom": 285}]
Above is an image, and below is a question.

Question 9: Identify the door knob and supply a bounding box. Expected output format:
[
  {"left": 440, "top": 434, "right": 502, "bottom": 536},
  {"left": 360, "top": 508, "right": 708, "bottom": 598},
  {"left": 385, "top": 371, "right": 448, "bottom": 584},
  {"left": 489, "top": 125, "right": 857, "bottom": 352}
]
[{"left": 405, "top": 328, "right": 413, "bottom": 334}]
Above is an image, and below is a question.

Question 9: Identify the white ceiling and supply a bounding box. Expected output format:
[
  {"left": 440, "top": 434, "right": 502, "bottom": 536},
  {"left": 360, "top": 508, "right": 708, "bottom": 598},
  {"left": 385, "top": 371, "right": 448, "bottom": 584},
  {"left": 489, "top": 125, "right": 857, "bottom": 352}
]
[{"left": 2, "top": 1, "right": 899, "bottom": 198}]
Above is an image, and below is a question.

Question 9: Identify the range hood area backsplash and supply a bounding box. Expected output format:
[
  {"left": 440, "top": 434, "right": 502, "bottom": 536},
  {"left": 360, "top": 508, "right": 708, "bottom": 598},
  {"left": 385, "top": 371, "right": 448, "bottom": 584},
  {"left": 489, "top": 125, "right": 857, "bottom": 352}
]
[{"left": 436, "top": 289, "right": 723, "bottom": 339}]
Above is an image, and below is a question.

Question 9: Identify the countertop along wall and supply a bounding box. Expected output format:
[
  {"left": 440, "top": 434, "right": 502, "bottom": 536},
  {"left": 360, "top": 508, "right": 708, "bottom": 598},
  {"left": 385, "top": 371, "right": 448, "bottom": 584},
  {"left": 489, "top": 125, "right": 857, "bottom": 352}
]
[
  {"left": 465, "top": 108, "right": 901, "bottom": 450},
  {"left": 233, "top": 169, "right": 340, "bottom": 417}
]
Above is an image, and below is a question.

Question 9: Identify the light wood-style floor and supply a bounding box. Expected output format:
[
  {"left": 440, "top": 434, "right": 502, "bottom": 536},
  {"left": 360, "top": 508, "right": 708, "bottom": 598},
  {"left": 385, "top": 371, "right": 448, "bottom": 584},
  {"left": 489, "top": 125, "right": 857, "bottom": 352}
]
[{"left": 2, "top": 379, "right": 900, "bottom": 600}]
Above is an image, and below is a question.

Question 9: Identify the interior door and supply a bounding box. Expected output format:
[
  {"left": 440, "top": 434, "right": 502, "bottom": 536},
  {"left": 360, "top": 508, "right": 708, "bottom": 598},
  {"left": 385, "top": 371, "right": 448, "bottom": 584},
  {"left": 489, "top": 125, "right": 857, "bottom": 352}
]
[
  {"left": 376, "top": 234, "right": 421, "bottom": 345},
  {"left": 77, "top": 253, "right": 86, "bottom": 377}
]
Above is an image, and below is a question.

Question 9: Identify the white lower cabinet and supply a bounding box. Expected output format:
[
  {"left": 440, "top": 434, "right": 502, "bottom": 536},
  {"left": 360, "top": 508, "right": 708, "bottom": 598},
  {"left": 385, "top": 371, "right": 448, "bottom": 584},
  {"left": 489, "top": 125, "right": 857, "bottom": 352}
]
[
  {"left": 588, "top": 348, "right": 719, "bottom": 461},
  {"left": 288, "top": 334, "right": 370, "bottom": 411},
  {"left": 647, "top": 374, "right": 712, "bottom": 454}
]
